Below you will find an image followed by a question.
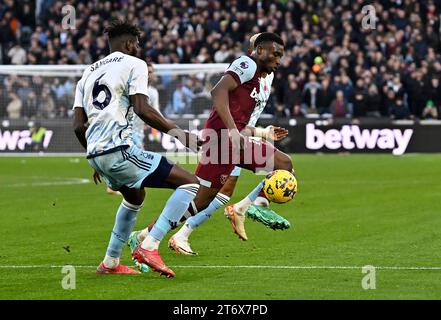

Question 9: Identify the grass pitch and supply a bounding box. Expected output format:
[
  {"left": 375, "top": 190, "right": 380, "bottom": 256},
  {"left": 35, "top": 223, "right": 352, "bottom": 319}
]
[{"left": 0, "top": 154, "right": 440, "bottom": 300}]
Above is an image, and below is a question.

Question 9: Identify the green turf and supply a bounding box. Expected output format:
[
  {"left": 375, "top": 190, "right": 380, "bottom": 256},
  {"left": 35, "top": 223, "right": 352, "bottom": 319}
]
[{"left": 0, "top": 154, "right": 441, "bottom": 299}]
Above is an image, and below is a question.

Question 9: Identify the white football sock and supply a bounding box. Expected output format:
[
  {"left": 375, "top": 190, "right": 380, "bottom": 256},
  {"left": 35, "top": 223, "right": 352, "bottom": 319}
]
[
  {"left": 233, "top": 197, "right": 251, "bottom": 215},
  {"left": 173, "top": 223, "right": 193, "bottom": 240},
  {"left": 103, "top": 255, "right": 119, "bottom": 269},
  {"left": 253, "top": 196, "right": 270, "bottom": 207},
  {"left": 138, "top": 228, "right": 150, "bottom": 242},
  {"left": 140, "top": 234, "right": 160, "bottom": 251}
]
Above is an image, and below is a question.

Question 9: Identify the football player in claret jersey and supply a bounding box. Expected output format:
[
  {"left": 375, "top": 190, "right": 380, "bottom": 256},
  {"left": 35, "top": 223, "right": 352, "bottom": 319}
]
[
  {"left": 131, "top": 34, "right": 291, "bottom": 257},
  {"left": 168, "top": 33, "right": 291, "bottom": 254},
  {"left": 131, "top": 32, "right": 295, "bottom": 266},
  {"left": 73, "top": 20, "right": 204, "bottom": 277},
  {"left": 167, "top": 33, "right": 290, "bottom": 254}
]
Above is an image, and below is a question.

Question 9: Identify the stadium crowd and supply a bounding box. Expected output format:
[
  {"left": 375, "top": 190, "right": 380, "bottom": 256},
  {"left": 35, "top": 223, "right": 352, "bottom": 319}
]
[{"left": 0, "top": 0, "right": 441, "bottom": 121}]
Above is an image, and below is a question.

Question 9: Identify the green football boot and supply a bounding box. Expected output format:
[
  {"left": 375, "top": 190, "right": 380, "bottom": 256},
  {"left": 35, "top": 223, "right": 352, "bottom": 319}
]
[
  {"left": 245, "top": 204, "right": 291, "bottom": 230},
  {"left": 127, "top": 231, "right": 150, "bottom": 273}
]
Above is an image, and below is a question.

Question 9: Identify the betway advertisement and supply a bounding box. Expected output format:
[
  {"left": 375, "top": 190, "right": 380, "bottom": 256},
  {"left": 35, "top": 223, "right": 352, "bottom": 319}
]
[
  {"left": 0, "top": 119, "right": 440, "bottom": 154},
  {"left": 305, "top": 124, "right": 413, "bottom": 155}
]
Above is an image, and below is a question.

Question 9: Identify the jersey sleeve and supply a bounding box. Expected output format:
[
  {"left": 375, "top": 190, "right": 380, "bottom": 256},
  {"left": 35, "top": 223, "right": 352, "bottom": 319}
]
[
  {"left": 128, "top": 59, "right": 149, "bottom": 96},
  {"left": 225, "top": 56, "right": 257, "bottom": 85},
  {"left": 72, "top": 78, "right": 84, "bottom": 110}
]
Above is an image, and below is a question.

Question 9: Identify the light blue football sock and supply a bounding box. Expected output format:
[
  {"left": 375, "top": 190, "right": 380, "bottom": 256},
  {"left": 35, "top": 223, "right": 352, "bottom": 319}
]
[
  {"left": 247, "top": 180, "right": 265, "bottom": 202},
  {"left": 106, "top": 200, "right": 142, "bottom": 258},
  {"left": 186, "top": 193, "right": 230, "bottom": 229},
  {"left": 149, "top": 184, "right": 199, "bottom": 241}
]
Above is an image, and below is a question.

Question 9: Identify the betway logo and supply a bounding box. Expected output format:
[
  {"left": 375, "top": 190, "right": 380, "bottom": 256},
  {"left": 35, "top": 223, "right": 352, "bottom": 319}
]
[
  {"left": 306, "top": 124, "right": 413, "bottom": 155},
  {"left": 0, "top": 130, "right": 53, "bottom": 151}
]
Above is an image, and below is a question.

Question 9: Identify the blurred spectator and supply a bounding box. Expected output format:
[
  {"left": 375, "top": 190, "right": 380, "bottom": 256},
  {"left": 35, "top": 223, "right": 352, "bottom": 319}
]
[
  {"left": 22, "top": 91, "right": 38, "bottom": 119},
  {"left": 386, "top": 87, "right": 410, "bottom": 120},
  {"left": 169, "top": 82, "right": 194, "bottom": 115},
  {"left": 365, "top": 84, "right": 382, "bottom": 118},
  {"left": 283, "top": 75, "right": 302, "bottom": 116},
  {"left": 422, "top": 100, "right": 439, "bottom": 119},
  {"left": 316, "top": 77, "right": 333, "bottom": 115},
  {"left": 302, "top": 73, "right": 321, "bottom": 114},
  {"left": 39, "top": 88, "right": 56, "bottom": 119},
  {"left": 425, "top": 77, "right": 441, "bottom": 116},
  {"left": 8, "top": 43, "right": 27, "bottom": 64},
  {"left": 330, "top": 90, "right": 351, "bottom": 118},
  {"left": 390, "top": 96, "right": 411, "bottom": 120},
  {"left": 351, "top": 78, "right": 367, "bottom": 118},
  {"left": 6, "top": 92, "right": 22, "bottom": 119},
  {"left": 214, "top": 43, "right": 232, "bottom": 63}
]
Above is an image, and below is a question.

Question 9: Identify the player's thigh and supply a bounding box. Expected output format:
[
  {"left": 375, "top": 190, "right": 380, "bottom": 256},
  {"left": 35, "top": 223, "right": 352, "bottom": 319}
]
[
  {"left": 119, "top": 186, "right": 146, "bottom": 206},
  {"left": 272, "top": 149, "right": 294, "bottom": 172},
  {"left": 162, "top": 164, "right": 199, "bottom": 189},
  {"left": 240, "top": 138, "right": 293, "bottom": 173}
]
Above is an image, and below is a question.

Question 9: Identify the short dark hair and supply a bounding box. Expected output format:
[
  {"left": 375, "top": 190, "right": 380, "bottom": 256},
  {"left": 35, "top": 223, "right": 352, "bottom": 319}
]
[
  {"left": 254, "top": 32, "right": 284, "bottom": 48},
  {"left": 104, "top": 19, "right": 141, "bottom": 40}
]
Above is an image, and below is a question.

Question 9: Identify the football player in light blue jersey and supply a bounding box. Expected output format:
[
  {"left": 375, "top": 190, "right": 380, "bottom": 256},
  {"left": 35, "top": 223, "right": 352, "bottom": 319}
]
[{"left": 73, "top": 20, "right": 204, "bottom": 278}]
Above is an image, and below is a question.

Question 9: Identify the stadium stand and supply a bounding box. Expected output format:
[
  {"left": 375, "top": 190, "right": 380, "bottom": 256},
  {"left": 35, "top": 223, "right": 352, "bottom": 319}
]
[{"left": 0, "top": 0, "right": 440, "bottom": 121}]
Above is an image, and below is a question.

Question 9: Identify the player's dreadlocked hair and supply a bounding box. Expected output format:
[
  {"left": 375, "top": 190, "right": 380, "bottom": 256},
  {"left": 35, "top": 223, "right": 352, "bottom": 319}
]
[
  {"left": 104, "top": 19, "right": 141, "bottom": 39},
  {"left": 254, "top": 32, "right": 284, "bottom": 47}
]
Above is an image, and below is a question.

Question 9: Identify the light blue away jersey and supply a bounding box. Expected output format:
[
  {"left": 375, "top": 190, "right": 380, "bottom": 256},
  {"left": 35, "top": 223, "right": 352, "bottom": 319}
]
[{"left": 73, "top": 51, "right": 149, "bottom": 157}]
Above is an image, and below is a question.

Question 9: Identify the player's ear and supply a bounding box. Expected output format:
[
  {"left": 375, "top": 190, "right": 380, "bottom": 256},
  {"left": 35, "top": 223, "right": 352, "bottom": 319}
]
[{"left": 125, "top": 39, "right": 133, "bottom": 52}]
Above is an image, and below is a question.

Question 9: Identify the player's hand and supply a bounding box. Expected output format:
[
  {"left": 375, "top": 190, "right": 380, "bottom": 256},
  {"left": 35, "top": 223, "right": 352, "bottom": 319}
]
[
  {"left": 229, "top": 128, "right": 245, "bottom": 151},
  {"left": 93, "top": 170, "right": 102, "bottom": 185},
  {"left": 268, "top": 126, "right": 289, "bottom": 141}
]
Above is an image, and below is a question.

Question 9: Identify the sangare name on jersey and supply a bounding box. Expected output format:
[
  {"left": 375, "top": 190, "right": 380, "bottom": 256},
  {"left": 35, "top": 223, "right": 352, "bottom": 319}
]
[{"left": 90, "top": 56, "right": 124, "bottom": 72}]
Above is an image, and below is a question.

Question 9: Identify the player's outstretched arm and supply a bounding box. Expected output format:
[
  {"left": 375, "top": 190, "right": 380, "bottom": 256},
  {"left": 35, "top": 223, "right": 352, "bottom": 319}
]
[
  {"left": 73, "top": 107, "right": 88, "bottom": 150},
  {"left": 130, "top": 94, "right": 201, "bottom": 152},
  {"left": 244, "top": 125, "right": 289, "bottom": 141}
]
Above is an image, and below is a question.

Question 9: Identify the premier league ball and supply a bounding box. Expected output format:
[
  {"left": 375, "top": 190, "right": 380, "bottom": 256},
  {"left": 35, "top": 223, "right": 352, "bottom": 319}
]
[{"left": 263, "top": 170, "right": 298, "bottom": 204}]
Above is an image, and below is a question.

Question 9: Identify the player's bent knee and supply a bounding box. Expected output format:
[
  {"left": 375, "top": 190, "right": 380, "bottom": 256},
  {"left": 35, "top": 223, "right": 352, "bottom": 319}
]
[
  {"left": 122, "top": 199, "right": 143, "bottom": 213},
  {"left": 219, "top": 177, "right": 238, "bottom": 197},
  {"left": 177, "top": 183, "right": 200, "bottom": 197},
  {"left": 275, "top": 152, "right": 293, "bottom": 172}
]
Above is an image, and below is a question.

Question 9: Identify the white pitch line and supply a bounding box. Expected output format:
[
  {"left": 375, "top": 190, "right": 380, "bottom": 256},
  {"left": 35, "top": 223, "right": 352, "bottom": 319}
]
[
  {"left": 4, "top": 178, "right": 90, "bottom": 188},
  {"left": 0, "top": 265, "right": 441, "bottom": 270}
]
